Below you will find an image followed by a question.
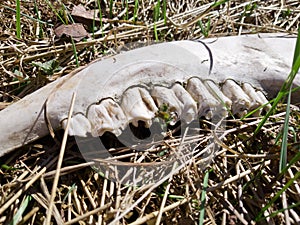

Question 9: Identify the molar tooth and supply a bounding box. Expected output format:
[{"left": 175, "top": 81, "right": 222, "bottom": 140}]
[
  {"left": 61, "top": 113, "right": 91, "bottom": 137},
  {"left": 87, "top": 99, "right": 127, "bottom": 136},
  {"left": 151, "top": 85, "right": 195, "bottom": 125},
  {"left": 242, "top": 83, "right": 264, "bottom": 116},
  {"left": 151, "top": 86, "right": 182, "bottom": 125},
  {"left": 221, "top": 80, "right": 251, "bottom": 117},
  {"left": 256, "top": 90, "right": 272, "bottom": 112},
  {"left": 204, "top": 80, "right": 232, "bottom": 117},
  {"left": 121, "top": 87, "right": 158, "bottom": 128},
  {"left": 186, "top": 77, "right": 224, "bottom": 119},
  {"left": 171, "top": 83, "right": 197, "bottom": 123}
]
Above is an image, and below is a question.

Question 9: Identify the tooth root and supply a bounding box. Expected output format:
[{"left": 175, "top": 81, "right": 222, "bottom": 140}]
[
  {"left": 151, "top": 86, "right": 182, "bottom": 125},
  {"left": 186, "top": 77, "right": 225, "bottom": 119},
  {"left": 204, "top": 80, "right": 232, "bottom": 117},
  {"left": 171, "top": 83, "right": 197, "bottom": 123},
  {"left": 222, "top": 80, "right": 251, "bottom": 117},
  {"left": 87, "top": 99, "right": 127, "bottom": 136},
  {"left": 121, "top": 87, "right": 158, "bottom": 128},
  {"left": 61, "top": 113, "right": 91, "bottom": 137}
]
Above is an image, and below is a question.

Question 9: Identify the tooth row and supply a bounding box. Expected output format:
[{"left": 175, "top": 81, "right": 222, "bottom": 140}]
[{"left": 63, "top": 79, "right": 271, "bottom": 137}]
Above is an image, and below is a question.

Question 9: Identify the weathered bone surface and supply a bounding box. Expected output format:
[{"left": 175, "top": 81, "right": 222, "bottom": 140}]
[
  {"left": 203, "top": 80, "right": 232, "bottom": 114},
  {"left": 171, "top": 83, "right": 198, "bottom": 123},
  {"left": 87, "top": 99, "right": 127, "bottom": 136},
  {"left": 121, "top": 86, "right": 158, "bottom": 128},
  {"left": 0, "top": 33, "right": 299, "bottom": 157},
  {"left": 186, "top": 77, "right": 224, "bottom": 119},
  {"left": 222, "top": 79, "right": 251, "bottom": 117}
]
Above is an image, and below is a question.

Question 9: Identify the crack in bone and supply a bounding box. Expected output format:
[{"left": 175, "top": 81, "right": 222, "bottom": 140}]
[
  {"left": 120, "top": 87, "right": 158, "bottom": 128},
  {"left": 87, "top": 99, "right": 127, "bottom": 136}
]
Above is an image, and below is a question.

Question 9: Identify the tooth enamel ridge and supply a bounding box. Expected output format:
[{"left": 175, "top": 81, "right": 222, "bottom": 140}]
[
  {"left": 186, "top": 77, "right": 225, "bottom": 119},
  {"left": 72, "top": 78, "right": 271, "bottom": 138},
  {"left": 221, "top": 79, "right": 251, "bottom": 117},
  {"left": 203, "top": 80, "right": 232, "bottom": 117},
  {"left": 61, "top": 113, "right": 91, "bottom": 137},
  {"left": 120, "top": 86, "right": 158, "bottom": 128},
  {"left": 87, "top": 98, "right": 127, "bottom": 136},
  {"left": 171, "top": 83, "right": 197, "bottom": 123},
  {"left": 151, "top": 85, "right": 184, "bottom": 125}
]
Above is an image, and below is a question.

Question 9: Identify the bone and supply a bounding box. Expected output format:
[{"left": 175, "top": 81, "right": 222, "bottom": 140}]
[
  {"left": 87, "top": 99, "right": 127, "bottom": 136},
  {"left": 151, "top": 85, "right": 183, "bottom": 125},
  {"left": 256, "top": 90, "right": 272, "bottom": 112},
  {"left": 0, "top": 35, "right": 299, "bottom": 157},
  {"left": 61, "top": 113, "right": 92, "bottom": 137},
  {"left": 242, "top": 83, "right": 264, "bottom": 116},
  {"left": 204, "top": 80, "right": 232, "bottom": 117},
  {"left": 120, "top": 87, "right": 158, "bottom": 128},
  {"left": 186, "top": 77, "right": 225, "bottom": 119},
  {"left": 221, "top": 80, "right": 251, "bottom": 117},
  {"left": 171, "top": 83, "right": 198, "bottom": 123},
  {"left": 151, "top": 84, "right": 197, "bottom": 124}
]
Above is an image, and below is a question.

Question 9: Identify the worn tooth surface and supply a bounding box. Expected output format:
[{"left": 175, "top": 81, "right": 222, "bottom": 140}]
[
  {"left": 242, "top": 83, "right": 265, "bottom": 116},
  {"left": 221, "top": 80, "right": 251, "bottom": 117},
  {"left": 151, "top": 85, "right": 196, "bottom": 125},
  {"left": 203, "top": 80, "right": 232, "bottom": 117},
  {"left": 256, "top": 90, "right": 272, "bottom": 112},
  {"left": 87, "top": 99, "right": 127, "bottom": 136},
  {"left": 61, "top": 114, "right": 91, "bottom": 137},
  {"left": 186, "top": 77, "right": 224, "bottom": 119},
  {"left": 151, "top": 86, "right": 182, "bottom": 125},
  {"left": 171, "top": 83, "right": 198, "bottom": 123},
  {"left": 121, "top": 86, "right": 158, "bottom": 128}
]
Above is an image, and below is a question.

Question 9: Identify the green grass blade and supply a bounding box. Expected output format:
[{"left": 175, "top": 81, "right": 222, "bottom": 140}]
[
  {"left": 109, "top": 0, "right": 113, "bottom": 19},
  {"left": 255, "top": 170, "right": 300, "bottom": 222},
  {"left": 212, "top": 0, "right": 230, "bottom": 7},
  {"left": 133, "top": 0, "right": 139, "bottom": 22},
  {"left": 198, "top": 169, "right": 211, "bottom": 225},
  {"left": 1, "top": 4, "right": 50, "bottom": 25},
  {"left": 262, "top": 202, "right": 300, "bottom": 220},
  {"left": 279, "top": 28, "right": 300, "bottom": 172},
  {"left": 162, "top": 0, "right": 167, "bottom": 24},
  {"left": 97, "top": 0, "right": 104, "bottom": 37},
  {"left": 9, "top": 195, "right": 31, "bottom": 225},
  {"left": 45, "top": 0, "right": 66, "bottom": 24},
  {"left": 33, "top": 0, "right": 43, "bottom": 38},
  {"left": 255, "top": 29, "right": 300, "bottom": 135},
  {"left": 279, "top": 87, "right": 291, "bottom": 172},
  {"left": 71, "top": 37, "right": 79, "bottom": 67},
  {"left": 293, "top": 29, "right": 300, "bottom": 65},
  {"left": 153, "top": 1, "right": 160, "bottom": 41},
  {"left": 16, "top": 0, "right": 21, "bottom": 39},
  {"left": 125, "top": 0, "right": 129, "bottom": 20}
]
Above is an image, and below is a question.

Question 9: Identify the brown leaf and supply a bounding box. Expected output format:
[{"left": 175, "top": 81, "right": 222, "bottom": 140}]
[
  {"left": 71, "top": 5, "right": 105, "bottom": 26},
  {"left": 54, "top": 23, "right": 89, "bottom": 42}
]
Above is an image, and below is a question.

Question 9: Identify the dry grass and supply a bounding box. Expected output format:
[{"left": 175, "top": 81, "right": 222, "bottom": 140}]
[{"left": 0, "top": 0, "right": 299, "bottom": 224}]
